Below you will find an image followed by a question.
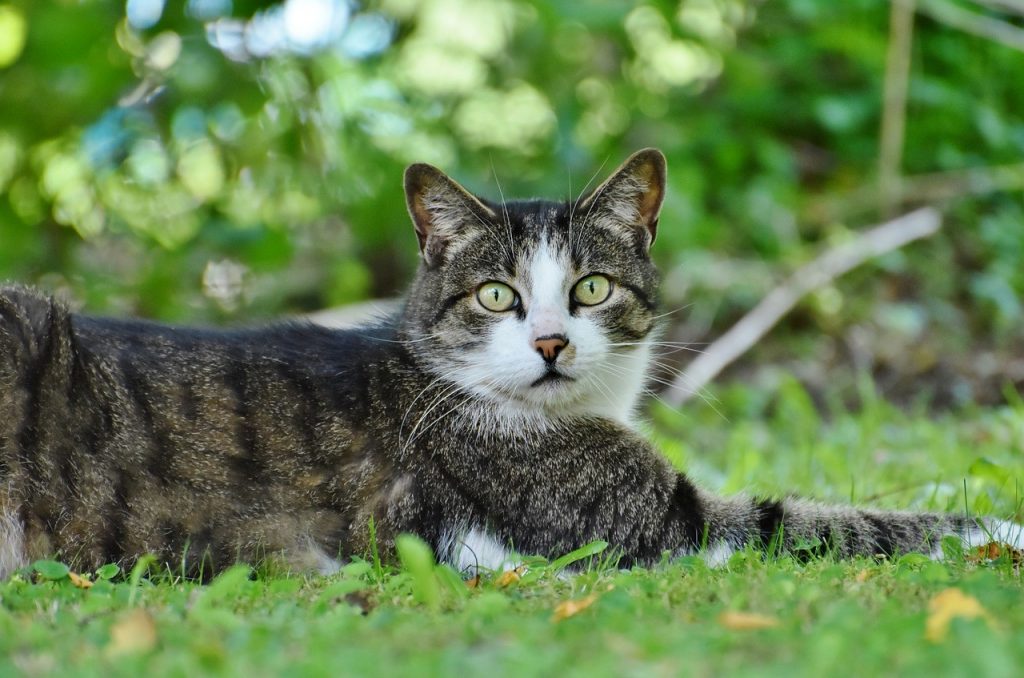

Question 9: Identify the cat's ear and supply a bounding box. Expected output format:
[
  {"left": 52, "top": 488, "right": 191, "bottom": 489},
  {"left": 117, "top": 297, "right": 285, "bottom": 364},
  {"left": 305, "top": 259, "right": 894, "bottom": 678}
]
[
  {"left": 404, "top": 163, "right": 496, "bottom": 266},
  {"left": 578, "top": 148, "right": 666, "bottom": 249}
]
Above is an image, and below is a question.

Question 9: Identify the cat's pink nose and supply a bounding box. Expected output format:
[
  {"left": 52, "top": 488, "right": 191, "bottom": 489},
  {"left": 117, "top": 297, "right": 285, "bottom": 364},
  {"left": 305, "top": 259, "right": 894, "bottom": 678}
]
[{"left": 534, "top": 334, "right": 568, "bottom": 363}]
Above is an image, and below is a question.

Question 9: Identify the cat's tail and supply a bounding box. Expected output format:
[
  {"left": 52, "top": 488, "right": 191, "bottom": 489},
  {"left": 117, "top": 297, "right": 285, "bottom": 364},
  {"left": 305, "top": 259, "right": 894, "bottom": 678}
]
[{"left": 693, "top": 489, "right": 1024, "bottom": 565}]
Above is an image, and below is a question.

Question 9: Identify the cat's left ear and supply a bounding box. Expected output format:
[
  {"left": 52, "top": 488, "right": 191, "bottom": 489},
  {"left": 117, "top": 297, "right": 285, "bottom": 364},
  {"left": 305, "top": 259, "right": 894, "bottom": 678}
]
[
  {"left": 578, "top": 148, "right": 666, "bottom": 249},
  {"left": 404, "top": 163, "right": 496, "bottom": 266}
]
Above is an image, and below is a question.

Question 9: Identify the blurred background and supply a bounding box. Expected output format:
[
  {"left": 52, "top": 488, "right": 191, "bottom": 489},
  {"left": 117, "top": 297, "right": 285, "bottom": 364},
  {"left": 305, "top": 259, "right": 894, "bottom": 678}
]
[{"left": 1, "top": 0, "right": 1023, "bottom": 410}]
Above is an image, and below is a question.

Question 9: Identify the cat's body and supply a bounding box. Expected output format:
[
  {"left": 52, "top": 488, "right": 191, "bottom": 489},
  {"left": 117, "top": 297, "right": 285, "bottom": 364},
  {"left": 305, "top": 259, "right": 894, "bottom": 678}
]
[{"left": 0, "top": 149, "right": 1020, "bottom": 578}]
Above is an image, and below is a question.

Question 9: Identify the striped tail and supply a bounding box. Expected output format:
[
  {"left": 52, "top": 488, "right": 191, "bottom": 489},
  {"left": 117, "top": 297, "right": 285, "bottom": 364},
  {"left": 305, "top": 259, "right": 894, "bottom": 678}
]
[{"left": 694, "top": 490, "right": 1024, "bottom": 566}]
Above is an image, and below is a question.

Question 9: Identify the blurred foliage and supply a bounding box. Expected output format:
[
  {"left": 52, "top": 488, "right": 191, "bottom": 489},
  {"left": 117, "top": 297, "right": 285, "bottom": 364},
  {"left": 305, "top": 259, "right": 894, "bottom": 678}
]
[{"left": 0, "top": 0, "right": 1022, "bottom": 403}]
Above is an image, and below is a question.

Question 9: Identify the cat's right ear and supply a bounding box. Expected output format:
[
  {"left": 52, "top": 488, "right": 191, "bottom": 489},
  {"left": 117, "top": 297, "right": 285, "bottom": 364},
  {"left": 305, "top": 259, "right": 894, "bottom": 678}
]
[{"left": 404, "top": 164, "right": 496, "bottom": 266}]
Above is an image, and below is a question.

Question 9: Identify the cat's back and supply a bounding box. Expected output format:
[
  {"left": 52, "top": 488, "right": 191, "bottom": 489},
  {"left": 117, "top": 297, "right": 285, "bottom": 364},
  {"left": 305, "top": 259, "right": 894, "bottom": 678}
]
[{"left": 0, "top": 284, "right": 418, "bottom": 573}]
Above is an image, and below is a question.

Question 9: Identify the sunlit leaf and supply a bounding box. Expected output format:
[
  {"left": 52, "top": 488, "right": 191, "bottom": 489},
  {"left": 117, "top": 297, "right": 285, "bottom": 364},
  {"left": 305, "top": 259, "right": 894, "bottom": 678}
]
[
  {"left": 0, "top": 5, "right": 27, "bottom": 68},
  {"left": 925, "top": 588, "right": 995, "bottom": 642},
  {"left": 550, "top": 540, "right": 608, "bottom": 572}
]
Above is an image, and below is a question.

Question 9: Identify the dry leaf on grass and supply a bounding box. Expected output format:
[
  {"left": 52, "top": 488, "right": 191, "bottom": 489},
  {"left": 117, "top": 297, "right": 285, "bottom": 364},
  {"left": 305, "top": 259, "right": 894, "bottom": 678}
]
[
  {"left": 967, "top": 542, "right": 1024, "bottom": 568},
  {"left": 552, "top": 594, "right": 598, "bottom": 622},
  {"left": 495, "top": 567, "right": 526, "bottom": 588},
  {"left": 925, "top": 588, "right": 995, "bottom": 642},
  {"left": 717, "top": 611, "right": 781, "bottom": 631},
  {"left": 106, "top": 609, "right": 158, "bottom": 656},
  {"left": 68, "top": 572, "right": 93, "bottom": 589}
]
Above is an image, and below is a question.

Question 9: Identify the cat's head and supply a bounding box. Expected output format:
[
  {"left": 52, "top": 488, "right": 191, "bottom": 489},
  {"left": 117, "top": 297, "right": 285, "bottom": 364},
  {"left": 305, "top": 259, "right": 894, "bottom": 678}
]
[{"left": 400, "top": 149, "right": 666, "bottom": 425}]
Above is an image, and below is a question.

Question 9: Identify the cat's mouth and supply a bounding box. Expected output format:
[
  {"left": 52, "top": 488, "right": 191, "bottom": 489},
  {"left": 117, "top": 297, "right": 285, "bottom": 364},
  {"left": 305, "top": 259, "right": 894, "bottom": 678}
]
[{"left": 530, "top": 370, "right": 575, "bottom": 388}]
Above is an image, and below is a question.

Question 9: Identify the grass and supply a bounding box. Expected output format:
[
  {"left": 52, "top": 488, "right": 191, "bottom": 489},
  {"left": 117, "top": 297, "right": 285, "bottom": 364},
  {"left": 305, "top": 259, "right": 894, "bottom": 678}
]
[{"left": 3, "top": 378, "right": 1024, "bottom": 677}]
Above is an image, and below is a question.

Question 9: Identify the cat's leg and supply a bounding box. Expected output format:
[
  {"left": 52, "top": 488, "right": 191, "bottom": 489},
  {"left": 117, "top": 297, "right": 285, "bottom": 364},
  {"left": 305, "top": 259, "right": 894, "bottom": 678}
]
[{"left": 0, "top": 500, "right": 28, "bottom": 579}]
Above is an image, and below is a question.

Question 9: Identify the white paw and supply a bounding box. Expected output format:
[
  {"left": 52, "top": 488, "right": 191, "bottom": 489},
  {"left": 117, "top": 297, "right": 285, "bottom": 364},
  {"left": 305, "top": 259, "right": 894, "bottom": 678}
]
[
  {"left": 441, "top": 526, "right": 519, "bottom": 574},
  {"left": 700, "top": 541, "right": 735, "bottom": 568}
]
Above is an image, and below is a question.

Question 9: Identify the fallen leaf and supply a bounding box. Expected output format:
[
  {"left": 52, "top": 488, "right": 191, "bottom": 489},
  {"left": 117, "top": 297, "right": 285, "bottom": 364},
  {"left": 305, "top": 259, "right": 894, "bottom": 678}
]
[
  {"left": 106, "top": 609, "right": 157, "bottom": 656},
  {"left": 495, "top": 567, "right": 525, "bottom": 588},
  {"left": 717, "top": 611, "right": 781, "bottom": 631},
  {"left": 465, "top": 576, "right": 480, "bottom": 589},
  {"left": 967, "top": 542, "right": 1023, "bottom": 567},
  {"left": 68, "top": 572, "right": 93, "bottom": 589},
  {"left": 925, "top": 588, "right": 995, "bottom": 642},
  {"left": 552, "top": 594, "right": 598, "bottom": 622}
]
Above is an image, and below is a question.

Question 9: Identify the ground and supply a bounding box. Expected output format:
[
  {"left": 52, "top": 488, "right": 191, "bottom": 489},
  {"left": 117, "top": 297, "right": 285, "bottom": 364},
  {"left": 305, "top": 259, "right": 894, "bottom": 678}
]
[{"left": 2, "top": 379, "right": 1023, "bottom": 677}]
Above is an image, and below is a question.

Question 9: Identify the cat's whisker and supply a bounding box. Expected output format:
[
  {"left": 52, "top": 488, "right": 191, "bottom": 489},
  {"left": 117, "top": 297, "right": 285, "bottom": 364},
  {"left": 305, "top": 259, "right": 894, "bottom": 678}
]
[
  {"left": 607, "top": 341, "right": 708, "bottom": 356},
  {"left": 402, "top": 379, "right": 473, "bottom": 452},
  {"left": 400, "top": 364, "right": 482, "bottom": 443},
  {"left": 367, "top": 332, "right": 445, "bottom": 345},
  {"left": 446, "top": 190, "right": 517, "bottom": 268},
  {"left": 566, "top": 165, "right": 575, "bottom": 253},
  {"left": 647, "top": 304, "right": 697, "bottom": 322},
  {"left": 571, "top": 156, "right": 610, "bottom": 250},
  {"left": 490, "top": 161, "right": 518, "bottom": 270},
  {"left": 596, "top": 360, "right": 725, "bottom": 420}
]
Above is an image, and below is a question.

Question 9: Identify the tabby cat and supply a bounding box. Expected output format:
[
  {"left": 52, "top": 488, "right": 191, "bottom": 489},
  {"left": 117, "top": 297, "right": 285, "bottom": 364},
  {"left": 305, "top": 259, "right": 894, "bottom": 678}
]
[{"left": 0, "top": 149, "right": 1020, "bottom": 579}]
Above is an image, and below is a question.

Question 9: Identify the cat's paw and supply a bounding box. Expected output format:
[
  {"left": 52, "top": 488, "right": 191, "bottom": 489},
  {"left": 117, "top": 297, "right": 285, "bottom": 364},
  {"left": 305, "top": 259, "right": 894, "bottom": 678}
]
[{"left": 440, "top": 526, "right": 520, "bottom": 575}]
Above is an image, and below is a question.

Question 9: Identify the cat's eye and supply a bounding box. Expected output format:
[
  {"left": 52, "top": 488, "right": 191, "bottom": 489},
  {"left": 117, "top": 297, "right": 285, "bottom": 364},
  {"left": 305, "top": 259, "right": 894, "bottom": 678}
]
[
  {"left": 573, "top": 274, "right": 613, "bottom": 306},
  {"left": 477, "top": 281, "right": 519, "bottom": 312}
]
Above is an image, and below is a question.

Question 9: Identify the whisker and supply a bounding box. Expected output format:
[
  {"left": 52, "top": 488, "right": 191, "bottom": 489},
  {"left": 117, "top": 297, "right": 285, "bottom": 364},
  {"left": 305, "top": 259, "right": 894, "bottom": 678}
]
[
  {"left": 574, "top": 155, "right": 611, "bottom": 250},
  {"left": 648, "top": 303, "right": 697, "bottom": 321},
  {"left": 490, "top": 160, "right": 518, "bottom": 270}
]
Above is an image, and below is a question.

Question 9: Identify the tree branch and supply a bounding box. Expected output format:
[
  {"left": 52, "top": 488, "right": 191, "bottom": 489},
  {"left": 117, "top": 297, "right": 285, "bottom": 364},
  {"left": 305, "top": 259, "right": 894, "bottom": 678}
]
[
  {"left": 918, "top": 0, "right": 1024, "bottom": 52},
  {"left": 663, "top": 208, "right": 944, "bottom": 407}
]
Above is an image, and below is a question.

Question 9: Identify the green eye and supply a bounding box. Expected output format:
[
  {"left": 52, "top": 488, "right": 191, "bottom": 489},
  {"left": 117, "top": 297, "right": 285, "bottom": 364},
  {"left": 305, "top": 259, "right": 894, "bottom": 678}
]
[
  {"left": 477, "top": 281, "right": 519, "bottom": 312},
  {"left": 573, "top": 274, "right": 613, "bottom": 306}
]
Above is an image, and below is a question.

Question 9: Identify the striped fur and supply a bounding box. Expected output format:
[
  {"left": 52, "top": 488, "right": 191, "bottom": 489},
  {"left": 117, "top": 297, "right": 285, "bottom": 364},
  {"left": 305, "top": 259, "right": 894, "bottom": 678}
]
[{"left": 0, "top": 149, "right": 1018, "bottom": 579}]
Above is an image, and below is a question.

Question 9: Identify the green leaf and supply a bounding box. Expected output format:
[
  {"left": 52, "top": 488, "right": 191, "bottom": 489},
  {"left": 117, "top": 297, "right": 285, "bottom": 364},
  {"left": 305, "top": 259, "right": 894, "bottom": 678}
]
[
  {"left": 95, "top": 563, "right": 121, "bottom": 580},
  {"left": 395, "top": 534, "right": 440, "bottom": 610},
  {"left": 434, "top": 564, "right": 470, "bottom": 600},
  {"left": 206, "top": 564, "right": 254, "bottom": 598},
  {"left": 341, "top": 560, "right": 373, "bottom": 579},
  {"left": 550, "top": 540, "right": 608, "bottom": 572},
  {"left": 128, "top": 555, "right": 156, "bottom": 605},
  {"left": 968, "top": 457, "right": 1011, "bottom": 485},
  {"left": 33, "top": 560, "right": 70, "bottom": 581}
]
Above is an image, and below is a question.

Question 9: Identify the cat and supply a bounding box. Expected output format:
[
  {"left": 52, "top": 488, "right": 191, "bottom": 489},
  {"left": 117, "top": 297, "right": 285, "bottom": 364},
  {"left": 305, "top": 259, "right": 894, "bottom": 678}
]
[{"left": 0, "top": 148, "right": 1020, "bottom": 580}]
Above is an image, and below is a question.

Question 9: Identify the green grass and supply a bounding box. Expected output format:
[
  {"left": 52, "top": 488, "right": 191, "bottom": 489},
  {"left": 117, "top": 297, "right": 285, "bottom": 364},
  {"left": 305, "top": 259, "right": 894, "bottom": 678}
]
[{"left": 3, "top": 380, "right": 1024, "bottom": 677}]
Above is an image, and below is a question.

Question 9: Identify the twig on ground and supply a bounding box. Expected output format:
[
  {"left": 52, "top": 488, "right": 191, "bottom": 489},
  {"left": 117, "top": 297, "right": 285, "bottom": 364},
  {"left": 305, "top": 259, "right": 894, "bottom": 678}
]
[{"left": 664, "top": 208, "right": 943, "bottom": 407}]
